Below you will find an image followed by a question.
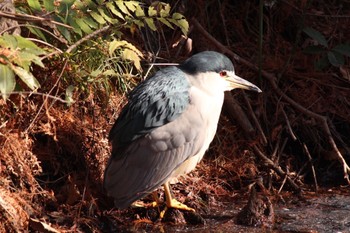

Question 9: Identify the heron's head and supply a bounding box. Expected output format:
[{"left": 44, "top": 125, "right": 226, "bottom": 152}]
[{"left": 179, "top": 51, "right": 262, "bottom": 93}]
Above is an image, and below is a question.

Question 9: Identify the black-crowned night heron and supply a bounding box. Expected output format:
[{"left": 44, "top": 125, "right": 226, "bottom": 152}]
[{"left": 104, "top": 51, "right": 261, "bottom": 213}]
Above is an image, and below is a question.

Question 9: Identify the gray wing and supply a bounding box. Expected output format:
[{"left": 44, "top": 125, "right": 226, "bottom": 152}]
[
  {"left": 104, "top": 102, "right": 206, "bottom": 209},
  {"left": 109, "top": 66, "right": 190, "bottom": 153}
]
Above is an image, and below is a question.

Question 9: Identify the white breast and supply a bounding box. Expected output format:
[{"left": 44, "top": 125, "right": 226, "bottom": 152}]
[{"left": 170, "top": 73, "right": 225, "bottom": 178}]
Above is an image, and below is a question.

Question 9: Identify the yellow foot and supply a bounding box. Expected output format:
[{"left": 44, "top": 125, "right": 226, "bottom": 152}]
[
  {"left": 160, "top": 199, "right": 195, "bottom": 219},
  {"left": 167, "top": 198, "right": 195, "bottom": 212}
]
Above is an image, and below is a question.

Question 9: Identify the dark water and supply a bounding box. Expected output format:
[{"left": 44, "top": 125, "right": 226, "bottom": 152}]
[
  {"left": 275, "top": 193, "right": 350, "bottom": 233},
  {"left": 118, "top": 192, "right": 350, "bottom": 233}
]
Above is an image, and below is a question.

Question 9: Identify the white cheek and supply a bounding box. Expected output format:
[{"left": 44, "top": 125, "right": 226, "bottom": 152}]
[{"left": 219, "top": 78, "right": 231, "bottom": 91}]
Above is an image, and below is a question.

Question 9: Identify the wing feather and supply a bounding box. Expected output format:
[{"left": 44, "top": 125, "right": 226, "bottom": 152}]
[
  {"left": 109, "top": 66, "right": 190, "bottom": 153},
  {"left": 104, "top": 104, "right": 206, "bottom": 208}
]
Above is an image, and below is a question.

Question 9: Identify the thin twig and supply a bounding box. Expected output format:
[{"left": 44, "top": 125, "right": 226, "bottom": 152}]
[
  {"left": 0, "top": 11, "right": 72, "bottom": 28},
  {"left": 45, "top": 25, "right": 113, "bottom": 58},
  {"left": 276, "top": 138, "right": 288, "bottom": 164},
  {"left": 149, "top": 63, "right": 179, "bottom": 66},
  {"left": 0, "top": 24, "right": 66, "bottom": 43},
  {"left": 278, "top": 166, "right": 289, "bottom": 194},
  {"left": 143, "top": 49, "right": 161, "bottom": 80},
  {"left": 253, "top": 145, "right": 301, "bottom": 193},
  {"left": 270, "top": 134, "right": 281, "bottom": 162},
  {"left": 303, "top": 143, "right": 318, "bottom": 192},
  {"left": 27, "top": 38, "right": 63, "bottom": 53},
  {"left": 2, "top": 91, "right": 69, "bottom": 103},
  {"left": 282, "top": 106, "right": 297, "bottom": 141},
  {"left": 66, "top": 25, "right": 111, "bottom": 53},
  {"left": 242, "top": 92, "right": 267, "bottom": 144}
]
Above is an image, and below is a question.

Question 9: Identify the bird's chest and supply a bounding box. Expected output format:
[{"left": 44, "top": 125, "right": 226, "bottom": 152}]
[
  {"left": 191, "top": 87, "right": 224, "bottom": 135},
  {"left": 169, "top": 89, "right": 224, "bottom": 178},
  {"left": 189, "top": 86, "right": 225, "bottom": 157}
]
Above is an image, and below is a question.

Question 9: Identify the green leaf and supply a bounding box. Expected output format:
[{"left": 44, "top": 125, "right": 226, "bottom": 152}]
[
  {"left": 327, "top": 51, "right": 344, "bottom": 67},
  {"left": 84, "top": 17, "right": 99, "bottom": 29},
  {"left": 74, "top": 0, "right": 87, "bottom": 11},
  {"left": 97, "top": 8, "right": 117, "bottom": 24},
  {"left": 90, "top": 11, "right": 106, "bottom": 24},
  {"left": 26, "top": 26, "right": 47, "bottom": 41},
  {"left": 30, "top": 56, "right": 45, "bottom": 68},
  {"left": 11, "top": 65, "right": 40, "bottom": 90},
  {"left": 124, "top": 1, "right": 138, "bottom": 12},
  {"left": 43, "top": 0, "right": 55, "bottom": 12},
  {"left": 91, "top": 69, "right": 102, "bottom": 77},
  {"left": 133, "top": 19, "right": 144, "bottom": 27},
  {"left": 135, "top": 4, "right": 145, "bottom": 17},
  {"left": 148, "top": 6, "right": 157, "bottom": 17},
  {"left": 109, "top": 40, "right": 127, "bottom": 55},
  {"left": 177, "top": 19, "right": 189, "bottom": 35},
  {"left": 106, "top": 2, "right": 124, "bottom": 20},
  {"left": 61, "top": 0, "right": 75, "bottom": 8},
  {"left": 0, "top": 64, "right": 16, "bottom": 100},
  {"left": 18, "top": 50, "right": 45, "bottom": 68},
  {"left": 122, "top": 48, "right": 142, "bottom": 71},
  {"left": 16, "top": 36, "right": 43, "bottom": 51},
  {"left": 145, "top": 18, "right": 157, "bottom": 31},
  {"left": 68, "top": 16, "right": 82, "bottom": 36},
  {"left": 103, "top": 69, "right": 117, "bottom": 76},
  {"left": 172, "top": 12, "right": 184, "bottom": 20},
  {"left": 57, "top": 25, "right": 72, "bottom": 43},
  {"left": 303, "top": 45, "right": 326, "bottom": 54},
  {"left": 58, "top": 2, "right": 70, "bottom": 18},
  {"left": 333, "top": 52, "right": 345, "bottom": 65},
  {"left": 303, "top": 27, "right": 328, "bottom": 48},
  {"left": 84, "top": 0, "right": 98, "bottom": 9},
  {"left": 332, "top": 44, "right": 350, "bottom": 57},
  {"left": 159, "top": 3, "right": 170, "bottom": 17},
  {"left": 116, "top": 1, "right": 131, "bottom": 16},
  {"left": 27, "top": 0, "right": 42, "bottom": 11},
  {"left": 76, "top": 18, "right": 93, "bottom": 34},
  {"left": 24, "top": 47, "right": 46, "bottom": 56},
  {"left": 15, "top": 51, "right": 38, "bottom": 70},
  {"left": 158, "top": 17, "right": 173, "bottom": 29},
  {"left": 314, "top": 54, "right": 329, "bottom": 70},
  {"left": 170, "top": 14, "right": 189, "bottom": 35},
  {"left": 1, "top": 34, "right": 18, "bottom": 49},
  {"left": 108, "top": 40, "right": 143, "bottom": 70}
]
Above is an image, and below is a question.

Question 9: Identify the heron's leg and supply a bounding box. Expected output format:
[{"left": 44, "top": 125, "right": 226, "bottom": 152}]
[{"left": 159, "top": 181, "right": 195, "bottom": 218}]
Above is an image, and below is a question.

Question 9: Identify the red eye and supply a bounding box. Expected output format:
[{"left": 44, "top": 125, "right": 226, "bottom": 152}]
[{"left": 219, "top": 71, "right": 227, "bottom": 77}]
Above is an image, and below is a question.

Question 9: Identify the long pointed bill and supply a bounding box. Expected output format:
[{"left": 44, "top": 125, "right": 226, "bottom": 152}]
[{"left": 225, "top": 71, "right": 262, "bottom": 92}]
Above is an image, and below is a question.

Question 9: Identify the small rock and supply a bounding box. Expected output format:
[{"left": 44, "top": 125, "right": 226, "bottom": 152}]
[{"left": 236, "top": 186, "right": 275, "bottom": 228}]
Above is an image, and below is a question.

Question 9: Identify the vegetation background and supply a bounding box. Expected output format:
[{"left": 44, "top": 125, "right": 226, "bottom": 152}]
[{"left": 0, "top": 0, "right": 349, "bottom": 231}]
